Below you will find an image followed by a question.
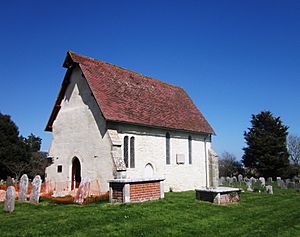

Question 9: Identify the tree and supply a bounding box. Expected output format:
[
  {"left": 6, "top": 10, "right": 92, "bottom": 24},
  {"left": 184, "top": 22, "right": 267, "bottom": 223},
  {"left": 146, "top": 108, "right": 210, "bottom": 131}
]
[
  {"left": 288, "top": 134, "right": 300, "bottom": 176},
  {"left": 24, "top": 133, "right": 42, "bottom": 152},
  {"left": 0, "top": 112, "right": 49, "bottom": 180},
  {"left": 242, "top": 111, "right": 289, "bottom": 178},
  {"left": 288, "top": 135, "right": 300, "bottom": 166},
  {"left": 219, "top": 151, "right": 243, "bottom": 177},
  {"left": 0, "top": 113, "right": 29, "bottom": 179}
]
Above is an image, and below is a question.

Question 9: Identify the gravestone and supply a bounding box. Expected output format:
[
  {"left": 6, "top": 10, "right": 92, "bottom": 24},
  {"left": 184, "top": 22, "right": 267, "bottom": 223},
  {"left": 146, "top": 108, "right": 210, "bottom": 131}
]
[
  {"left": 246, "top": 181, "right": 253, "bottom": 192},
  {"left": 238, "top": 174, "right": 243, "bottom": 183},
  {"left": 250, "top": 177, "right": 256, "bottom": 184},
  {"left": 226, "top": 177, "right": 231, "bottom": 183},
  {"left": 267, "top": 177, "right": 273, "bottom": 184},
  {"left": 265, "top": 185, "right": 273, "bottom": 194},
  {"left": 4, "top": 186, "right": 16, "bottom": 213},
  {"left": 277, "top": 180, "right": 287, "bottom": 189},
  {"left": 29, "top": 175, "right": 42, "bottom": 203},
  {"left": 74, "top": 177, "right": 91, "bottom": 204},
  {"left": 287, "top": 181, "right": 295, "bottom": 189},
  {"left": 19, "top": 174, "right": 28, "bottom": 202},
  {"left": 259, "top": 177, "right": 266, "bottom": 187},
  {"left": 232, "top": 176, "right": 237, "bottom": 184},
  {"left": 219, "top": 177, "right": 225, "bottom": 186}
]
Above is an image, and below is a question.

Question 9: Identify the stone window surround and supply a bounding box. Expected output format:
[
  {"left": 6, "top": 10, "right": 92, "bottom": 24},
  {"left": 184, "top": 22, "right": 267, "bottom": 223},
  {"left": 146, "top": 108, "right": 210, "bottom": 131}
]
[
  {"left": 123, "top": 135, "right": 135, "bottom": 169},
  {"left": 188, "top": 135, "right": 192, "bottom": 165}
]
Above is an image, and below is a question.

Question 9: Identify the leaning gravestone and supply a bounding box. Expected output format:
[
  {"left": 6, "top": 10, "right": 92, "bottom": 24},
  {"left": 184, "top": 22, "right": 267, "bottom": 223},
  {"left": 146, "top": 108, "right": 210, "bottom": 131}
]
[
  {"left": 4, "top": 186, "right": 16, "bottom": 213},
  {"left": 74, "top": 177, "right": 91, "bottom": 204},
  {"left": 19, "top": 174, "right": 29, "bottom": 202},
  {"left": 265, "top": 185, "right": 273, "bottom": 194},
  {"left": 29, "top": 175, "right": 42, "bottom": 203}
]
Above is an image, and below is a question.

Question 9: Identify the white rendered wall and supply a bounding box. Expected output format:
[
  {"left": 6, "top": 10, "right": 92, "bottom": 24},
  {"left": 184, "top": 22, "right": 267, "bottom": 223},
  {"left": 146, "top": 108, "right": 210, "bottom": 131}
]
[
  {"left": 45, "top": 66, "right": 114, "bottom": 193},
  {"left": 115, "top": 124, "right": 212, "bottom": 192}
]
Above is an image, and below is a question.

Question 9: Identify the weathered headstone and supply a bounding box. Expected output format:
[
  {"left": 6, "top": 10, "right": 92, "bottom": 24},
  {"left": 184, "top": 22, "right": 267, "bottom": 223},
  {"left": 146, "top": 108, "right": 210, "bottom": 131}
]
[
  {"left": 29, "top": 175, "right": 42, "bottom": 203},
  {"left": 277, "top": 179, "right": 287, "bottom": 189},
  {"left": 74, "top": 177, "right": 91, "bottom": 204},
  {"left": 259, "top": 177, "right": 266, "bottom": 187},
  {"left": 246, "top": 181, "right": 253, "bottom": 192},
  {"left": 265, "top": 185, "right": 273, "bottom": 194},
  {"left": 4, "top": 186, "right": 16, "bottom": 213},
  {"left": 226, "top": 176, "right": 231, "bottom": 183},
  {"left": 19, "top": 174, "right": 28, "bottom": 202},
  {"left": 219, "top": 177, "right": 225, "bottom": 186},
  {"left": 267, "top": 177, "right": 273, "bottom": 184},
  {"left": 232, "top": 176, "right": 237, "bottom": 184},
  {"left": 250, "top": 176, "right": 255, "bottom": 182},
  {"left": 238, "top": 174, "right": 243, "bottom": 183}
]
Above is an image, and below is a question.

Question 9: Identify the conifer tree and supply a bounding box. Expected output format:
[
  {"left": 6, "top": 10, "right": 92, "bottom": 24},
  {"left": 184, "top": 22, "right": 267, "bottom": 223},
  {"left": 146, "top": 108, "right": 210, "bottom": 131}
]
[{"left": 242, "top": 111, "right": 289, "bottom": 178}]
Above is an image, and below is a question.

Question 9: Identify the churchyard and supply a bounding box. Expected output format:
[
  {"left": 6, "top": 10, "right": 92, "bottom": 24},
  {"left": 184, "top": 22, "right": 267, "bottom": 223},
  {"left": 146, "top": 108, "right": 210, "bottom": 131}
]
[{"left": 1, "top": 182, "right": 300, "bottom": 237}]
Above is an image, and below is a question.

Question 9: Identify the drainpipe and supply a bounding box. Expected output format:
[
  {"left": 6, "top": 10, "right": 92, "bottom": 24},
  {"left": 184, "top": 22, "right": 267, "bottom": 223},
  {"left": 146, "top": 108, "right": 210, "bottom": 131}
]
[{"left": 204, "top": 134, "right": 209, "bottom": 188}]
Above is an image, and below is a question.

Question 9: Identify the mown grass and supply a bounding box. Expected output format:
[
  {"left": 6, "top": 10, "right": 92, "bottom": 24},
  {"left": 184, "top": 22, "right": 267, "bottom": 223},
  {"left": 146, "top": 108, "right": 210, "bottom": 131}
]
[{"left": 0, "top": 187, "right": 300, "bottom": 237}]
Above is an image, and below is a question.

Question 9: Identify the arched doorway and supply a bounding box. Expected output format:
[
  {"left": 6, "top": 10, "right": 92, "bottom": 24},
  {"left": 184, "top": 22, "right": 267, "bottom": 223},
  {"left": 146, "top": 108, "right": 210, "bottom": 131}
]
[{"left": 71, "top": 157, "right": 81, "bottom": 190}]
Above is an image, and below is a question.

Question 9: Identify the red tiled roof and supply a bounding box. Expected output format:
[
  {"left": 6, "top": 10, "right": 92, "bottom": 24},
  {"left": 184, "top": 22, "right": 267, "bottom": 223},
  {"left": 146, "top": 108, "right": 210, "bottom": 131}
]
[{"left": 46, "top": 51, "right": 214, "bottom": 134}]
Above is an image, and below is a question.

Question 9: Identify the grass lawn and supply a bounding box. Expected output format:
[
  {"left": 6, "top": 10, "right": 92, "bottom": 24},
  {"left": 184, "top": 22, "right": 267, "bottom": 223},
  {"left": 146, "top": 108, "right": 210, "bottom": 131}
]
[{"left": 0, "top": 187, "right": 300, "bottom": 237}]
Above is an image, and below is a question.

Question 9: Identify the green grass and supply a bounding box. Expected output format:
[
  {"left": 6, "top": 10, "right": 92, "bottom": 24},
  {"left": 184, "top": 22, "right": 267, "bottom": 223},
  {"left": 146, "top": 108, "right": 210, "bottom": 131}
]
[{"left": 1, "top": 188, "right": 300, "bottom": 237}]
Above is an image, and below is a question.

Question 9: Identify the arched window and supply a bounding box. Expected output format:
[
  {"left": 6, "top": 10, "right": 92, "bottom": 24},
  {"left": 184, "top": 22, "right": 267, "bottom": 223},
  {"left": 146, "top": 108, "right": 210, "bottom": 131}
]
[
  {"left": 188, "top": 135, "right": 192, "bottom": 164},
  {"left": 166, "top": 132, "right": 170, "bottom": 164},
  {"left": 130, "top": 137, "right": 135, "bottom": 168},
  {"left": 124, "top": 136, "right": 129, "bottom": 168}
]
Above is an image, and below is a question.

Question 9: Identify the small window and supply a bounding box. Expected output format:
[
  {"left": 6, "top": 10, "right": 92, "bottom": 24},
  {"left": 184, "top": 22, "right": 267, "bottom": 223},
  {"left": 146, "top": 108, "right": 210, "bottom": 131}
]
[
  {"left": 57, "top": 165, "right": 62, "bottom": 173},
  {"left": 124, "top": 136, "right": 129, "bottom": 168},
  {"left": 166, "top": 132, "right": 170, "bottom": 165},
  {"left": 130, "top": 137, "right": 135, "bottom": 168},
  {"left": 188, "top": 136, "right": 192, "bottom": 164}
]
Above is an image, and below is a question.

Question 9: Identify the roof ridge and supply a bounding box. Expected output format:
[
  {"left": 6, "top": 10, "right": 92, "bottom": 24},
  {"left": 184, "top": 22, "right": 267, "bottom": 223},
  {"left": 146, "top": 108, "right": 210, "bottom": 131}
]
[{"left": 68, "top": 50, "right": 182, "bottom": 90}]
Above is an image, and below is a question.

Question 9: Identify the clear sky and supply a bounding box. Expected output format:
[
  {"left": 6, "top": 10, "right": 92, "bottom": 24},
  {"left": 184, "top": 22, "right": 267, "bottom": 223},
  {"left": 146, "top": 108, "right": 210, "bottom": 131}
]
[{"left": 0, "top": 1, "right": 299, "bottom": 159}]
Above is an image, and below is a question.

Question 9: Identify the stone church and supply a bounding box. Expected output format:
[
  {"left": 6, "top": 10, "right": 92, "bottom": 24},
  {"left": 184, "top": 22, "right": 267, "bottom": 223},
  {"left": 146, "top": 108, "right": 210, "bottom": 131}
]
[{"left": 45, "top": 51, "right": 218, "bottom": 194}]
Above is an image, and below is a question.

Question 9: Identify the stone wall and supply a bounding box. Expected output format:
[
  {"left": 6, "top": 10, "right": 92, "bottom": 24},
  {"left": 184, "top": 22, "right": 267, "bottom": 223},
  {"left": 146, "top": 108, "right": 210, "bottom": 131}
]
[
  {"left": 112, "top": 124, "right": 212, "bottom": 192},
  {"left": 45, "top": 66, "right": 114, "bottom": 193}
]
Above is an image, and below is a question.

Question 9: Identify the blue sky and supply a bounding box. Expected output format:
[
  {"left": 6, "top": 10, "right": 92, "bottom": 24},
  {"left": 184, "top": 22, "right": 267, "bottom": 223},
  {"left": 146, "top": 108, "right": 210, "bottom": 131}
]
[{"left": 0, "top": 1, "right": 299, "bottom": 159}]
